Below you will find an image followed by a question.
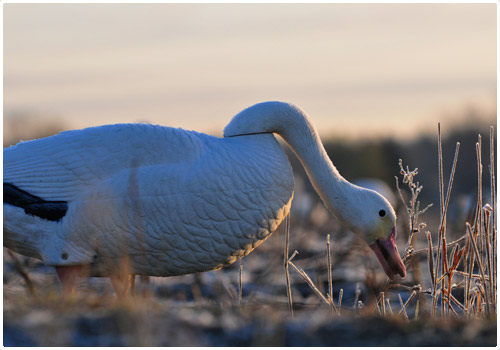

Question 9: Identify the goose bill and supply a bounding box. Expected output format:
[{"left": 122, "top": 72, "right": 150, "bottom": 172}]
[{"left": 369, "top": 227, "right": 406, "bottom": 279}]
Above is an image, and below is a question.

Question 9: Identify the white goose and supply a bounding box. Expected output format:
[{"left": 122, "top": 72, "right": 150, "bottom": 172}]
[{"left": 4, "top": 102, "right": 406, "bottom": 295}]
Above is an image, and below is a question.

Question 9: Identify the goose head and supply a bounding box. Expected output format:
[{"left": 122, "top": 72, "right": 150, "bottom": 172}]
[{"left": 344, "top": 186, "right": 406, "bottom": 279}]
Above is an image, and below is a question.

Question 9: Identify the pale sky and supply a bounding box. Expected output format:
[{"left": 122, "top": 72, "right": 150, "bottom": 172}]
[{"left": 3, "top": 3, "right": 497, "bottom": 141}]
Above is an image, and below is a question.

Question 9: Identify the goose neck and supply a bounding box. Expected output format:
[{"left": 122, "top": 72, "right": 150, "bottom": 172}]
[{"left": 282, "top": 119, "right": 358, "bottom": 231}]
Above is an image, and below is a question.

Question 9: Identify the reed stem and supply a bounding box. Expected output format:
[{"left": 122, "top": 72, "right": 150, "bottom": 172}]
[
  {"left": 283, "top": 214, "right": 294, "bottom": 318},
  {"left": 288, "top": 251, "right": 330, "bottom": 305},
  {"left": 326, "top": 234, "right": 337, "bottom": 315},
  {"left": 466, "top": 223, "right": 491, "bottom": 317},
  {"left": 489, "top": 126, "right": 496, "bottom": 308},
  {"left": 239, "top": 259, "right": 243, "bottom": 306},
  {"left": 433, "top": 123, "right": 444, "bottom": 317}
]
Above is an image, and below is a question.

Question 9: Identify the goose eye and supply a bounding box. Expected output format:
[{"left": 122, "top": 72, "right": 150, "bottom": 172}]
[{"left": 379, "top": 209, "right": 386, "bottom": 217}]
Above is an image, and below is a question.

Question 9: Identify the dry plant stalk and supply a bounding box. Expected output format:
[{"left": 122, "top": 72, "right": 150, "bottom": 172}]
[
  {"left": 375, "top": 298, "right": 382, "bottom": 315},
  {"left": 441, "top": 142, "right": 460, "bottom": 316},
  {"left": 466, "top": 223, "right": 491, "bottom": 316},
  {"left": 446, "top": 292, "right": 466, "bottom": 312},
  {"left": 442, "top": 293, "right": 460, "bottom": 318},
  {"left": 239, "top": 259, "right": 243, "bottom": 306},
  {"left": 445, "top": 244, "right": 465, "bottom": 314},
  {"left": 465, "top": 137, "right": 483, "bottom": 316},
  {"left": 398, "top": 294, "right": 409, "bottom": 321},
  {"left": 404, "top": 234, "right": 466, "bottom": 263},
  {"left": 476, "top": 138, "right": 483, "bottom": 283},
  {"left": 396, "top": 160, "right": 433, "bottom": 260},
  {"left": 381, "top": 291, "right": 386, "bottom": 316},
  {"left": 286, "top": 231, "right": 341, "bottom": 314},
  {"left": 434, "top": 123, "right": 446, "bottom": 317},
  {"left": 431, "top": 127, "right": 460, "bottom": 317},
  {"left": 395, "top": 158, "right": 432, "bottom": 317},
  {"left": 414, "top": 299, "right": 420, "bottom": 320},
  {"left": 288, "top": 250, "right": 330, "bottom": 305},
  {"left": 483, "top": 205, "right": 494, "bottom": 310},
  {"left": 490, "top": 127, "right": 497, "bottom": 305},
  {"left": 338, "top": 289, "right": 343, "bottom": 314},
  {"left": 398, "top": 290, "right": 417, "bottom": 318},
  {"left": 460, "top": 131, "right": 496, "bottom": 318},
  {"left": 353, "top": 283, "right": 361, "bottom": 309},
  {"left": 326, "top": 234, "right": 338, "bottom": 315},
  {"left": 426, "top": 231, "right": 435, "bottom": 285},
  {"left": 283, "top": 214, "right": 294, "bottom": 318},
  {"left": 386, "top": 298, "right": 394, "bottom": 315},
  {"left": 464, "top": 135, "right": 489, "bottom": 315}
]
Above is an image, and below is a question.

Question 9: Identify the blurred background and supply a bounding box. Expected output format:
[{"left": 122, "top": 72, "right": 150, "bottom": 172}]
[
  {"left": 3, "top": 3, "right": 498, "bottom": 346},
  {"left": 3, "top": 2, "right": 497, "bottom": 211},
  {"left": 4, "top": 3, "right": 496, "bottom": 141}
]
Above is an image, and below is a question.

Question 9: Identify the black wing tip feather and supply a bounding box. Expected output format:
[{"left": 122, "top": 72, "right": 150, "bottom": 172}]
[{"left": 4, "top": 183, "right": 68, "bottom": 222}]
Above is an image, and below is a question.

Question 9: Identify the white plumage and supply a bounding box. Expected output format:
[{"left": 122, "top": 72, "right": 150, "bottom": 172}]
[
  {"left": 4, "top": 123, "right": 293, "bottom": 276},
  {"left": 4, "top": 101, "right": 406, "bottom": 293}
]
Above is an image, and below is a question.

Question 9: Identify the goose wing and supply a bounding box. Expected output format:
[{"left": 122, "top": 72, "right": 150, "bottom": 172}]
[{"left": 4, "top": 124, "right": 206, "bottom": 202}]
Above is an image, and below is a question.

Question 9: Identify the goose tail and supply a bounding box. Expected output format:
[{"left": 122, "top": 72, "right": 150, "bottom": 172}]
[{"left": 3, "top": 183, "right": 69, "bottom": 260}]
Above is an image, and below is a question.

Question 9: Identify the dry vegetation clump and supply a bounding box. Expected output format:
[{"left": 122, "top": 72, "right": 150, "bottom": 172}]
[
  {"left": 388, "top": 125, "right": 497, "bottom": 320},
  {"left": 3, "top": 124, "right": 497, "bottom": 346},
  {"left": 282, "top": 124, "right": 496, "bottom": 324}
]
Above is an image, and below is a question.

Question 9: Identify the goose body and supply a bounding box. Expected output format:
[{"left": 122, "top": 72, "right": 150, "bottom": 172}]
[
  {"left": 4, "top": 124, "right": 294, "bottom": 276},
  {"left": 4, "top": 101, "right": 406, "bottom": 292}
]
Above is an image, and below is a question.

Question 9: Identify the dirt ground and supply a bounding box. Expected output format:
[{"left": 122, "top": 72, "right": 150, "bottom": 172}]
[
  {"left": 3, "top": 230, "right": 497, "bottom": 347},
  {"left": 3, "top": 291, "right": 496, "bottom": 346}
]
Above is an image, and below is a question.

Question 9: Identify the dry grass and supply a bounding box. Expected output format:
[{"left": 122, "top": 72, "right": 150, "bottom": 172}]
[{"left": 392, "top": 125, "right": 495, "bottom": 319}]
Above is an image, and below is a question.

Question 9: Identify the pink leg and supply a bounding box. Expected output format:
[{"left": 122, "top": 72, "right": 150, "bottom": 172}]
[{"left": 55, "top": 266, "right": 82, "bottom": 294}]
